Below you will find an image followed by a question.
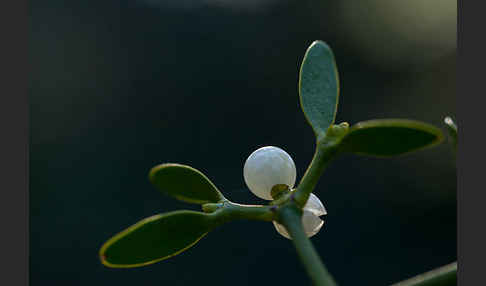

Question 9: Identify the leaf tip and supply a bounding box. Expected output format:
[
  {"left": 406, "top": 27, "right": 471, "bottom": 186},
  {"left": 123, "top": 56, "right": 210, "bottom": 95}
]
[
  {"left": 148, "top": 163, "right": 175, "bottom": 182},
  {"left": 99, "top": 243, "right": 113, "bottom": 268},
  {"left": 309, "top": 40, "right": 331, "bottom": 51}
]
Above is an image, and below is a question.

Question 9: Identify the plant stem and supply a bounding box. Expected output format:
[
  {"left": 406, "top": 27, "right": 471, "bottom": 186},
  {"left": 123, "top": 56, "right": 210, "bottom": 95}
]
[
  {"left": 203, "top": 201, "right": 275, "bottom": 223},
  {"left": 294, "top": 143, "right": 338, "bottom": 207},
  {"left": 279, "top": 204, "right": 337, "bottom": 286},
  {"left": 390, "top": 262, "right": 457, "bottom": 286}
]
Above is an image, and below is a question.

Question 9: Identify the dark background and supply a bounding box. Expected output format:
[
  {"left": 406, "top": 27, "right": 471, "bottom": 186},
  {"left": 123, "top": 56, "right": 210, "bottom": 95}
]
[{"left": 29, "top": 1, "right": 456, "bottom": 285}]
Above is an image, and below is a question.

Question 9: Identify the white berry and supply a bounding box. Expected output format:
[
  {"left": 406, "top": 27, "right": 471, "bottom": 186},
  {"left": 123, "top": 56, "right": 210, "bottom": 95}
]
[
  {"left": 243, "top": 146, "right": 297, "bottom": 200},
  {"left": 273, "top": 193, "right": 326, "bottom": 239},
  {"left": 304, "top": 193, "right": 327, "bottom": 216}
]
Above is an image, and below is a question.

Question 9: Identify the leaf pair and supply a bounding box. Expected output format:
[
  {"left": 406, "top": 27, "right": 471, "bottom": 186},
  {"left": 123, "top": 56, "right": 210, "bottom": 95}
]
[
  {"left": 100, "top": 164, "right": 225, "bottom": 268},
  {"left": 299, "top": 41, "right": 443, "bottom": 156}
]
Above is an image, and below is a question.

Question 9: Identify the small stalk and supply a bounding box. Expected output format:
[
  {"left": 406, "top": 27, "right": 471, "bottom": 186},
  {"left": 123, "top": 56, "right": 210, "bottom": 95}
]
[
  {"left": 293, "top": 142, "right": 338, "bottom": 208},
  {"left": 390, "top": 262, "right": 457, "bottom": 286},
  {"left": 278, "top": 204, "right": 337, "bottom": 286},
  {"left": 293, "top": 124, "right": 348, "bottom": 208},
  {"left": 203, "top": 201, "right": 275, "bottom": 223},
  {"left": 282, "top": 124, "right": 348, "bottom": 284}
]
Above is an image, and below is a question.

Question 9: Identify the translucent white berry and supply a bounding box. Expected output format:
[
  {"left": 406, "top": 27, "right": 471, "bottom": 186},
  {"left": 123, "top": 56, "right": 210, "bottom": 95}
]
[
  {"left": 243, "top": 146, "right": 296, "bottom": 200},
  {"left": 304, "top": 193, "right": 327, "bottom": 216},
  {"left": 273, "top": 193, "right": 326, "bottom": 239}
]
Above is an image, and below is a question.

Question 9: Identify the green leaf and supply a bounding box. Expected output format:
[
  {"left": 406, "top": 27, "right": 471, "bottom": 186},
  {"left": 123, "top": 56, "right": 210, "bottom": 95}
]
[
  {"left": 299, "top": 40, "right": 340, "bottom": 137},
  {"left": 149, "top": 163, "right": 225, "bottom": 204},
  {"left": 100, "top": 211, "right": 216, "bottom": 268},
  {"left": 339, "top": 119, "right": 444, "bottom": 157}
]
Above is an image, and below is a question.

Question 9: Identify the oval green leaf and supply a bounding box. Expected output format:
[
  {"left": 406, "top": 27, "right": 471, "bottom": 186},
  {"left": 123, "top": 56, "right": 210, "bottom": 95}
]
[
  {"left": 299, "top": 40, "right": 340, "bottom": 137},
  {"left": 100, "top": 211, "right": 216, "bottom": 268},
  {"left": 339, "top": 119, "right": 444, "bottom": 157},
  {"left": 149, "top": 163, "right": 225, "bottom": 204}
]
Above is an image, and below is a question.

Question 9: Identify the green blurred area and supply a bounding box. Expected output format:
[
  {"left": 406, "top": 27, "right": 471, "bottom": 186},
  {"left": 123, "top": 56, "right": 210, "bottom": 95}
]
[{"left": 30, "top": 1, "right": 456, "bottom": 285}]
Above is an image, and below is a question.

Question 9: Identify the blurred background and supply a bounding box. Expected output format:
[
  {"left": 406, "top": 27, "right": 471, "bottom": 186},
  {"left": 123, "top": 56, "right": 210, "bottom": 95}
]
[{"left": 30, "top": 0, "right": 456, "bottom": 285}]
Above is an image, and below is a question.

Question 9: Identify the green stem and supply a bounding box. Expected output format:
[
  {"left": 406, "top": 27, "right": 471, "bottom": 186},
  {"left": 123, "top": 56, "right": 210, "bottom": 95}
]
[
  {"left": 390, "top": 262, "right": 457, "bottom": 286},
  {"left": 294, "top": 143, "right": 338, "bottom": 207},
  {"left": 283, "top": 127, "right": 345, "bottom": 284},
  {"left": 203, "top": 201, "right": 275, "bottom": 223},
  {"left": 279, "top": 204, "right": 337, "bottom": 286}
]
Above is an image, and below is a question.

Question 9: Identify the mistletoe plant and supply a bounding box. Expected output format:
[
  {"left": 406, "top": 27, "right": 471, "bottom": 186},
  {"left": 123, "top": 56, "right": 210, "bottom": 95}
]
[{"left": 99, "top": 41, "right": 456, "bottom": 286}]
